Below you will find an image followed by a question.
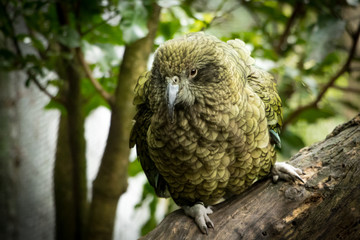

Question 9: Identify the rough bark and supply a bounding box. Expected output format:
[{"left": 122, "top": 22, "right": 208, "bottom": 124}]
[
  {"left": 141, "top": 113, "right": 360, "bottom": 240},
  {"left": 86, "top": 4, "right": 161, "bottom": 240}
]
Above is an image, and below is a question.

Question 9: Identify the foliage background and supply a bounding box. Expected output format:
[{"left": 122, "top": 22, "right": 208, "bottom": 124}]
[{"left": 1, "top": 0, "right": 359, "bottom": 239}]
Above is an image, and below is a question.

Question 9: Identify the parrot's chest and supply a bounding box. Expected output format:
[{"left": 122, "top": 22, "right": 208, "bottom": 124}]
[
  {"left": 149, "top": 107, "right": 233, "bottom": 164},
  {"left": 147, "top": 108, "right": 246, "bottom": 202},
  {"left": 149, "top": 116, "right": 225, "bottom": 170},
  {"left": 147, "top": 98, "right": 274, "bottom": 204}
]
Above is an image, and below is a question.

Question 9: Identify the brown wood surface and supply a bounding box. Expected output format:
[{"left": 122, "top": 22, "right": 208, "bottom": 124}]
[{"left": 140, "top": 113, "right": 360, "bottom": 240}]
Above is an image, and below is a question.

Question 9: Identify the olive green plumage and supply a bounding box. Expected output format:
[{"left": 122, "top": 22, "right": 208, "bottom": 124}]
[{"left": 129, "top": 32, "right": 282, "bottom": 206}]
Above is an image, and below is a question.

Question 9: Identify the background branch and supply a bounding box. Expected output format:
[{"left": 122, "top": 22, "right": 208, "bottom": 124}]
[
  {"left": 27, "top": 69, "right": 65, "bottom": 104},
  {"left": 282, "top": 22, "right": 360, "bottom": 130},
  {"left": 81, "top": 12, "right": 119, "bottom": 36},
  {"left": 331, "top": 85, "right": 360, "bottom": 94},
  {"left": 0, "top": 2, "right": 63, "bottom": 103},
  {"left": 275, "top": 1, "right": 305, "bottom": 55},
  {"left": 75, "top": 48, "right": 114, "bottom": 107}
]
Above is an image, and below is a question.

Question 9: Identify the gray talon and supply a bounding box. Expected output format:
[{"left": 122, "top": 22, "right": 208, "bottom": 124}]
[
  {"left": 272, "top": 162, "right": 305, "bottom": 183},
  {"left": 183, "top": 203, "right": 214, "bottom": 234}
]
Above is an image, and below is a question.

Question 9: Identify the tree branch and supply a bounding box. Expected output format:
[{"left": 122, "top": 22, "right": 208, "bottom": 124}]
[
  {"left": 241, "top": 1, "right": 273, "bottom": 42},
  {"left": 349, "top": 66, "right": 360, "bottom": 72},
  {"left": 141, "top": 114, "right": 360, "bottom": 239},
  {"left": 275, "top": 1, "right": 304, "bottom": 55},
  {"left": 81, "top": 11, "right": 119, "bottom": 36},
  {"left": 26, "top": 69, "right": 65, "bottom": 104},
  {"left": 75, "top": 48, "right": 115, "bottom": 107},
  {"left": 282, "top": 22, "right": 360, "bottom": 130},
  {"left": 0, "top": 1, "right": 63, "bottom": 103},
  {"left": 0, "top": 1, "right": 23, "bottom": 59},
  {"left": 331, "top": 85, "right": 360, "bottom": 94},
  {"left": 204, "top": 0, "right": 239, "bottom": 30}
]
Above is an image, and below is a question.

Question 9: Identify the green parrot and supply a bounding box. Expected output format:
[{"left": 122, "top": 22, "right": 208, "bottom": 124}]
[{"left": 129, "top": 32, "right": 303, "bottom": 234}]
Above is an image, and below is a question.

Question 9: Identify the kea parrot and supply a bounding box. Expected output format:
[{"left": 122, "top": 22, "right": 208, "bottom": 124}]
[{"left": 129, "top": 32, "right": 304, "bottom": 234}]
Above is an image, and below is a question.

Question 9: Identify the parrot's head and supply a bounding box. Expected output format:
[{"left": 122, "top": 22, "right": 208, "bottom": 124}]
[{"left": 151, "top": 32, "right": 233, "bottom": 122}]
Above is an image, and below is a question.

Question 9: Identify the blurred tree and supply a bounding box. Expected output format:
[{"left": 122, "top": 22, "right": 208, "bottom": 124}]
[
  {"left": 1, "top": 0, "right": 160, "bottom": 240},
  {"left": 1, "top": 0, "right": 359, "bottom": 239}
]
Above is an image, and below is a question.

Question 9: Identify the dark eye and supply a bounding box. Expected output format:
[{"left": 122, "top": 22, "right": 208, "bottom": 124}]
[{"left": 190, "top": 68, "right": 198, "bottom": 78}]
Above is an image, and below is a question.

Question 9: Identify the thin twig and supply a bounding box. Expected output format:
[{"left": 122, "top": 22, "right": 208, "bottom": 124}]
[
  {"left": 27, "top": 69, "right": 65, "bottom": 104},
  {"left": 240, "top": 0, "right": 281, "bottom": 50},
  {"left": 282, "top": 22, "right": 360, "bottom": 130},
  {"left": 199, "top": 0, "right": 239, "bottom": 30},
  {"left": 349, "top": 66, "right": 360, "bottom": 72},
  {"left": 75, "top": 47, "right": 114, "bottom": 106},
  {"left": 81, "top": 11, "right": 119, "bottom": 36},
  {"left": 0, "top": 1, "right": 22, "bottom": 57},
  {"left": 331, "top": 85, "right": 360, "bottom": 94},
  {"left": 275, "top": 1, "right": 304, "bottom": 55},
  {"left": 1, "top": 1, "right": 62, "bottom": 103}
]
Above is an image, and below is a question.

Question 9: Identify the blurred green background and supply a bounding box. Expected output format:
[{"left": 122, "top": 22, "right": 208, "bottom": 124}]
[{"left": 1, "top": 0, "right": 359, "bottom": 239}]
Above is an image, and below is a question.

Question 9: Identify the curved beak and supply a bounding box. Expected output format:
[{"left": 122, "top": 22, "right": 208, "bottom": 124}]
[{"left": 167, "top": 82, "right": 179, "bottom": 123}]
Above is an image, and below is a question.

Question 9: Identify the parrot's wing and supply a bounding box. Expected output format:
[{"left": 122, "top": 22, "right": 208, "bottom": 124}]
[
  {"left": 226, "top": 39, "right": 283, "bottom": 147},
  {"left": 248, "top": 69, "right": 283, "bottom": 148},
  {"left": 227, "top": 39, "right": 255, "bottom": 66},
  {"left": 130, "top": 72, "right": 170, "bottom": 197}
]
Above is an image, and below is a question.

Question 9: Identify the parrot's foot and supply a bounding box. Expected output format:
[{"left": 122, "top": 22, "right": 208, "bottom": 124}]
[
  {"left": 272, "top": 162, "right": 305, "bottom": 183},
  {"left": 182, "top": 202, "right": 214, "bottom": 234}
]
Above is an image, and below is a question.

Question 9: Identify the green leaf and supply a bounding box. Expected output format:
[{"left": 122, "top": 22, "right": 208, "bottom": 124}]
[
  {"left": 128, "top": 159, "right": 143, "bottom": 177},
  {"left": 0, "top": 48, "right": 17, "bottom": 69},
  {"left": 56, "top": 26, "right": 81, "bottom": 48},
  {"left": 338, "top": 99, "right": 359, "bottom": 111},
  {"left": 306, "top": 16, "right": 345, "bottom": 62},
  {"left": 158, "top": 8, "right": 182, "bottom": 40},
  {"left": 44, "top": 99, "right": 67, "bottom": 114},
  {"left": 95, "top": 43, "right": 121, "bottom": 72},
  {"left": 119, "top": 1, "right": 149, "bottom": 44},
  {"left": 282, "top": 130, "right": 305, "bottom": 147},
  {"left": 30, "top": 35, "right": 46, "bottom": 52},
  {"left": 296, "top": 107, "right": 336, "bottom": 124},
  {"left": 81, "top": 77, "right": 109, "bottom": 116},
  {"left": 141, "top": 196, "right": 158, "bottom": 236},
  {"left": 25, "top": 77, "right": 31, "bottom": 87},
  {"left": 280, "top": 129, "right": 306, "bottom": 158},
  {"left": 158, "top": 0, "right": 181, "bottom": 8},
  {"left": 85, "top": 23, "right": 124, "bottom": 45}
]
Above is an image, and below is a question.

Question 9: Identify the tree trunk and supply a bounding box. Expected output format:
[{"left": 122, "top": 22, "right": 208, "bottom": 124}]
[
  {"left": 64, "top": 57, "right": 88, "bottom": 240},
  {"left": 54, "top": 55, "right": 88, "bottom": 240},
  {"left": 141, "top": 113, "right": 360, "bottom": 240},
  {"left": 86, "top": 4, "right": 161, "bottom": 240},
  {"left": 54, "top": 115, "right": 76, "bottom": 240}
]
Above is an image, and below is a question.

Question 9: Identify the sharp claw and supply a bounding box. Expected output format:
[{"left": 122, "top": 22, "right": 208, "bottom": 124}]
[
  {"left": 288, "top": 167, "right": 304, "bottom": 183},
  {"left": 295, "top": 174, "right": 305, "bottom": 183},
  {"left": 202, "top": 226, "right": 208, "bottom": 235},
  {"left": 207, "top": 220, "right": 214, "bottom": 228},
  {"left": 272, "top": 162, "right": 305, "bottom": 184}
]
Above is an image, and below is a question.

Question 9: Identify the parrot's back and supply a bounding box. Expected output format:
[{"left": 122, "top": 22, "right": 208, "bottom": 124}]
[{"left": 228, "top": 39, "right": 283, "bottom": 145}]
